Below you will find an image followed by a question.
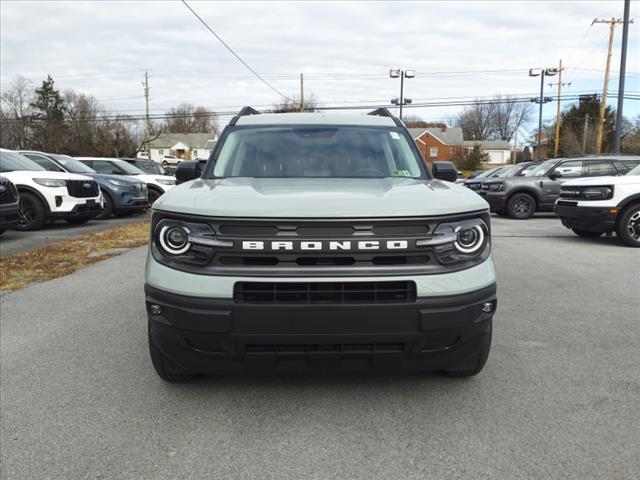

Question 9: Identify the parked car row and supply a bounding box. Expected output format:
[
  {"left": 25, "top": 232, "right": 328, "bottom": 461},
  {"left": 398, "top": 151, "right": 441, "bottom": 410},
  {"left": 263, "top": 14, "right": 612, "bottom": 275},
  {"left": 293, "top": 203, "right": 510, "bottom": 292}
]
[
  {"left": 0, "top": 149, "right": 177, "bottom": 233},
  {"left": 459, "top": 155, "right": 640, "bottom": 247}
]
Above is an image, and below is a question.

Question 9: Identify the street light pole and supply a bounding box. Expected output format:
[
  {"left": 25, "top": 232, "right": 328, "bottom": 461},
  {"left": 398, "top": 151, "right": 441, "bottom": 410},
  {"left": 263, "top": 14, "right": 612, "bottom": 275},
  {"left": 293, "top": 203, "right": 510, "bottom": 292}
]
[
  {"left": 390, "top": 69, "right": 415, "bottom": 120},
  {"left": 529, "top": 67, "right": 557, "bottom": 160}
]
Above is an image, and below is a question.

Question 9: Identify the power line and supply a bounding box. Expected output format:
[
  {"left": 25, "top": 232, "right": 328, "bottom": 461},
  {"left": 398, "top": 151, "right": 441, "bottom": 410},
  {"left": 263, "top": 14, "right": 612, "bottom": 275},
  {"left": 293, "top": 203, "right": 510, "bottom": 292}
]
[{"left": 180, "top": 0, "right": 289, "bottom": 100}]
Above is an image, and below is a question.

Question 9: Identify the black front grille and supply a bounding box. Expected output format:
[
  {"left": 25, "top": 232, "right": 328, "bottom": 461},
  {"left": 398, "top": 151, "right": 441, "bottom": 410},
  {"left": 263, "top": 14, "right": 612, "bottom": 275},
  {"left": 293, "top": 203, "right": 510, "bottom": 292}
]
[
  {"left": 245, "top": 343, "right": 405, "bottom": 355},
  {"left": 66, "top": 180, "right": 99, "bottom": 198},
  {"left": 0, "top": 178, "right": 18, "bottom": 205},
  {"left": 234, "top": 281, "right": 417, "bottom": 304}
]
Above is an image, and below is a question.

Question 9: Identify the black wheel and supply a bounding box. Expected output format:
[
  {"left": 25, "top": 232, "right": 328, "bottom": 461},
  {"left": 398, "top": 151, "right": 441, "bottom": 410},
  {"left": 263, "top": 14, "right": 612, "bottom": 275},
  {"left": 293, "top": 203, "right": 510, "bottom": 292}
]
[
  {"left": 616, "top": 204, "right": 640, "bottom": 248},
  {"left": 16, "top": 192, "right": 47, "bottom": 231},
  {"left": 95, "top": 193, "right": 113, "bottom": 220},
  {"left": 66, "top": 217, "right": 90, "bottom": 225},
  {"left": 162, "top": 161, "right": 168, "bottom": 167},
  {"left": 148, "top": 187, "right": 162, "bottom": 204},
  {"left": 148, "top": 325, "right": 197, "bottom": 382},
  {"left": 441, "top": 330, "right": 492, "bottom": 378},
  {"left": 506, "top": 193, "right": 536, "bottom": 219},
  {"left": 572, "top": 228, "right": 603, "bottom": 238}
]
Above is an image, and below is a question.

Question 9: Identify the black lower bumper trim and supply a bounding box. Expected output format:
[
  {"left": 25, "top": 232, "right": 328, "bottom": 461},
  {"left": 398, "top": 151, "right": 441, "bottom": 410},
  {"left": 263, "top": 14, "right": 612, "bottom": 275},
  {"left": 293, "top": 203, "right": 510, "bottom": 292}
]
[
  {"left": 0, "top": 204, "right": 20, "bottom": 230},
  {"left": 50, "top": 201, "right": 102, "bottom": 219},
  {"left": 145, "top": 283, "right": 496, "bottom": 374},
  {"left": 555, "top": 204, "right": 617, "bottom": 233}
]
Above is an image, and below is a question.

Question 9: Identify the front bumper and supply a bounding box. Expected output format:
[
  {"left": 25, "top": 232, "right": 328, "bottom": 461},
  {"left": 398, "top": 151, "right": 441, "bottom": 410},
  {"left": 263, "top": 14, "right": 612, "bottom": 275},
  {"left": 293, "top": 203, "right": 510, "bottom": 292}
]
[
  {"left": 479, "top": 191, "right": 507, "bottom": 212},
  {"left": 554, "top": 202, "right": 617, "bottom": 233},
  {"left": 50, "top": 200, "right": 102, "bottom": 219},
  {"left": 146, "top": 282, "right": 496, "bottom": 374},
  {"left": 0, "top": 203, "right": 20, "bottom": 230}
]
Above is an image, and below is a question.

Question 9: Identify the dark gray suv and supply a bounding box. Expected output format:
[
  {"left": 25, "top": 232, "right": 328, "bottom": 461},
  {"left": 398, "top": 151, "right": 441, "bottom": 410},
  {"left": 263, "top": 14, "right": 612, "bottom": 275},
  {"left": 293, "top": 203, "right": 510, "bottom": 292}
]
[{"left": 481, "top": 156, "right": 640, "bottom": 219}]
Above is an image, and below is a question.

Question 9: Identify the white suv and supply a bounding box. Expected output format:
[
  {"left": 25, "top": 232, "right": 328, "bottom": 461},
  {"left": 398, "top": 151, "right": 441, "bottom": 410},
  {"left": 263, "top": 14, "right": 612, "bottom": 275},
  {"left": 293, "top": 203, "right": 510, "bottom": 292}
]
[
  {"left": 0, "top": 149, "right": 103, "bottom": 230},
  {"left": 76, "top": 157, "right": 176, "bottom": 203},
  {"left": 555, "top": 161, "right": 640, "bottom": 247}
]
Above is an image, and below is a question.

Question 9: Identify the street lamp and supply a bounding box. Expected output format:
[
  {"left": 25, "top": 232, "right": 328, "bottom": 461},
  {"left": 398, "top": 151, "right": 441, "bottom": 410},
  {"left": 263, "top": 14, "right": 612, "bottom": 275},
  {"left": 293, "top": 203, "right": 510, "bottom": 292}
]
[
  {"left": 389, "top": 68, "right": 415, "bottom": 119},
  {"left": 529, "top": 67, "right": 557, "bottom": 159}
]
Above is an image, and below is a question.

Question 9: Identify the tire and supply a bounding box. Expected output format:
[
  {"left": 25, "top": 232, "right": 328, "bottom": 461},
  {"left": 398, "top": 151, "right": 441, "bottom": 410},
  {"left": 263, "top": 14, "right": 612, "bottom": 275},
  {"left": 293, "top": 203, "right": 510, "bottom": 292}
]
[
  {"left": 148, "top": 325, "right": 197, "bottom": 382},
  {"left": 162, "top": 161, "right": 168, "bottom": 167},
  {"left": 506, "top": 193, "right": 536, "bottom": 219},
  {"left": 95, "top": 193, "right": 113, "bottom": 220},
  {"left": 16, "top": 192, "right": 47, "bottom": 231},
  {"left": 616, "top": 204, "right": 640, "bottom": 248},
  {"left": 66, "top": 217, "right": 90, "bottom": 225},
  {"left": 148, "top": 187, "right": 163, "bottom": 204},
  {"left": 572, "top": 228, "right": 603, "bottom": 238},
  {"left": 441, "top": 331, "right": 492, "bottom": 378}
]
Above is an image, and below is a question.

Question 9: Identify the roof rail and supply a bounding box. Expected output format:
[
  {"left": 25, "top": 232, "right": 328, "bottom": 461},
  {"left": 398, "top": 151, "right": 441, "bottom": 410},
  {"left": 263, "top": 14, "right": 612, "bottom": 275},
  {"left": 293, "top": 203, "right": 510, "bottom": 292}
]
[
  {"left": 367, "top": 108, "right": 403, "bottom": 127},
  {"left": 229, "top": 106, "right": 261, "bottom": 126}
]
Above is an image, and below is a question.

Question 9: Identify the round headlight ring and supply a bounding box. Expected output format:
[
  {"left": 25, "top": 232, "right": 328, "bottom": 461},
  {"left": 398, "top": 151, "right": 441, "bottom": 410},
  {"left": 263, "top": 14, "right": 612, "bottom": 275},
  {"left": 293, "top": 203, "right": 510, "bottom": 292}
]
[
  {"left": 454, "top": 225, "right": 485, "bottom": 254},
  {"left": 158, "top": 225, "right": 191, "bottom": 255}
]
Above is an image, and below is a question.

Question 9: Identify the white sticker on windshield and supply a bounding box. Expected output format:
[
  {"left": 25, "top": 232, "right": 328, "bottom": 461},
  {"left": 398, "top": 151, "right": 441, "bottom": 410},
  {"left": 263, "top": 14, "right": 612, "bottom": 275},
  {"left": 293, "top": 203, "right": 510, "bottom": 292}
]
[{"left": 389, "top": 132, "right": 400, "bottom": 139}]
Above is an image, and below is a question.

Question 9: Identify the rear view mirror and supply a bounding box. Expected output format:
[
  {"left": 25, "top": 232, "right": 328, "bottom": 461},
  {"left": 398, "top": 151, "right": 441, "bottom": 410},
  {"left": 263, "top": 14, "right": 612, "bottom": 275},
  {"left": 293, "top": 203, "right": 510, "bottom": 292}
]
[
  {"left": 176, "top": 160, "right": 202, "bottom": 184},
  {"left": 431, "top": 161, "right": 458, "bottom": 183}
]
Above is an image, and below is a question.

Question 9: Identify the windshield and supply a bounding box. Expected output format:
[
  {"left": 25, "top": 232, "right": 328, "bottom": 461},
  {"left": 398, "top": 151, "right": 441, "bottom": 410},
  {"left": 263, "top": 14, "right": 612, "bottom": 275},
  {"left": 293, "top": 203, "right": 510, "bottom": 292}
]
[
  {"left": 492, "top": 166, "right": 519, "bottom": 178},
  {"left": 526, "top": 159, "right": 557, "bottom": 177},
  {"left": 518, "top": 163, "right": 539, "bottom": 176},
  {"left": 51, "top": 154, "right": 96, "bottom": 174},
  {"left": 474, "top": 168, "right": 499, "bottom": 179},
  {"left": 0, "top": 151, "right": 46, "bottom": 172},
  {"left": 114, "top": 160, "right": 146, "bottom": 175},
  {"left": 209, "top": 126, "right": 425, "bottom": 179},
  {"left": 627, "top": 164, "right": 640, "bottom": 176}
]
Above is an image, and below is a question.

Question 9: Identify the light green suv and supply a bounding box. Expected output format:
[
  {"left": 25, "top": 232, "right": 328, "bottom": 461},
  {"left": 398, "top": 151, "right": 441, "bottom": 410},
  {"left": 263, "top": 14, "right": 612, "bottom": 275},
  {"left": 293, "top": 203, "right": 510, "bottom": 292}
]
[{"left": 144, "top": 107, "right": 497, "bottom": 381}]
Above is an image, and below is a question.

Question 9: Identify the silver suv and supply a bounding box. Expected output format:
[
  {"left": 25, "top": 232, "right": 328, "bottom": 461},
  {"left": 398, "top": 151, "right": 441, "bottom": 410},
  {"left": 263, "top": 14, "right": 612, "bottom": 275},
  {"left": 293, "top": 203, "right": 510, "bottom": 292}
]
[{"left": 144, "top": 107, "right": 497, "bottom": 382}]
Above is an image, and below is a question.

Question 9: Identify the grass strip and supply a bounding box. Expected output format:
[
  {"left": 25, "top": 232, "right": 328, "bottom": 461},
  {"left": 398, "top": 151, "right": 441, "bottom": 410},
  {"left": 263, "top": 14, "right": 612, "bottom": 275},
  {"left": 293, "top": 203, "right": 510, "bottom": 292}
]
[{"left": 0, "top": 221, "right": 150, "bottom": 291}]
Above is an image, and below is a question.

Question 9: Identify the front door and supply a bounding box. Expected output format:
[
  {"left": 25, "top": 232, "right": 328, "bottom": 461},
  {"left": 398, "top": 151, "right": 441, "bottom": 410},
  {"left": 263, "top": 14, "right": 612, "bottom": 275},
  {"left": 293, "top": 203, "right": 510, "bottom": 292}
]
[{"left": 540, "top": 159, "right": 584, "bottom": 207}]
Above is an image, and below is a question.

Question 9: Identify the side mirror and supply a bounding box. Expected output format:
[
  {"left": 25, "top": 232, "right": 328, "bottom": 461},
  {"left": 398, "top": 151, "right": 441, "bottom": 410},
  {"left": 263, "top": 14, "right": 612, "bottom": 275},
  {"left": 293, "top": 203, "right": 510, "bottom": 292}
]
[
  {"left": 175, "top": 160, "right": 202, "bottom": 184},
  {"left": 431, "top": 161, "right": 458, "bottom": 183},
  {"left": 548, "top": 170, "right": 562, "bottom": 180}
]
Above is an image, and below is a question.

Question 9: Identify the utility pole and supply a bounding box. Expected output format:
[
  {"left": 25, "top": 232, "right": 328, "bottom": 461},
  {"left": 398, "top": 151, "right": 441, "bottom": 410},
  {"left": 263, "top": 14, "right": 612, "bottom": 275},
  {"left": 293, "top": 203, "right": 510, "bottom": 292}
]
[
  {"left": 582, "top": 114, "right": 590, "bottom": 154},
  {"left": 548, "top": 59, "right": 570, "bottom": 157},
  {"left": 592, "top": 17, "right": 625, "bottom": 154},
  {"left": 614, "top": 0, "right": 633, "bottom": 153},
  {"left": 512, "top": 112, "right": 520, "bottom": 163},
  {"left": 299, "top": 73, "right": 304, "bottom": 112},
  {"left": 529, "top": 67, "right": 557, "bottom": 160},
  {"left": 389, "top": 69, "right": 415, "bottom": 120},
  {"left": 143, "top": 71, "right": 150, "bottom": 130}
]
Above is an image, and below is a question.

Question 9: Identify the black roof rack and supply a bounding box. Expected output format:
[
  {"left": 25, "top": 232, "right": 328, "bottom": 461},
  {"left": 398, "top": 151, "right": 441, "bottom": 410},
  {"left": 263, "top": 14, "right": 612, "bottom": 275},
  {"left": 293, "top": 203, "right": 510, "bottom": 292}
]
[
  {"left": 229, "top": 106, "right": 261, "bottom": 126},
  {"left": 367, "top": 108, "right": 403, "bottom": 127}
]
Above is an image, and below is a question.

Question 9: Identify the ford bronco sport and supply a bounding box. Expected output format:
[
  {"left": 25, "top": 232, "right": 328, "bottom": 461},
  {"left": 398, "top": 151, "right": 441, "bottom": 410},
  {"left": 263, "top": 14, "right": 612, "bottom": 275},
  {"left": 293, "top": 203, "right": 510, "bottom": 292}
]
[{"left": 144, "top": 108, "right": 497, "bottom": 381}]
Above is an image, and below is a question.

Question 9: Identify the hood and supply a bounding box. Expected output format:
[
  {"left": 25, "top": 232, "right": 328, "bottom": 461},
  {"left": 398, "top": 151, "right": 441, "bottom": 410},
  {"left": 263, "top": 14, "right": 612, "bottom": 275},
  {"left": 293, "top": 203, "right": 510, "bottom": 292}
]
[
  {"left": 136, "top": 174, "right": 175, "bottom": 182},
  {"left": 2, "top": 170, "right": 93, "bottom": 181},
  {"left": 484, "top": 175, "right": 543, "bottom": 185},
  {"left": 560, "top": 175, "right": 640, "bottom": 187},
  {"left": 83, "top": 173, "right": 144, "bottom": 184},
  {"left": 153, "top": 177, "right": 489, "bottom": 218}
]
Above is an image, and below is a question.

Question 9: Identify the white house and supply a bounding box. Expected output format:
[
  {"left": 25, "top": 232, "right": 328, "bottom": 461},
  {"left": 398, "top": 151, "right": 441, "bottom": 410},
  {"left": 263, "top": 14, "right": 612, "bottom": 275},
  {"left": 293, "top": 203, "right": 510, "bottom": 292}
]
[
  {"left": 463, "top": 140, "right": 513, "bottom": 164},
  {"left": 140, "top": 133, "right": 217, "bottom": 163}
]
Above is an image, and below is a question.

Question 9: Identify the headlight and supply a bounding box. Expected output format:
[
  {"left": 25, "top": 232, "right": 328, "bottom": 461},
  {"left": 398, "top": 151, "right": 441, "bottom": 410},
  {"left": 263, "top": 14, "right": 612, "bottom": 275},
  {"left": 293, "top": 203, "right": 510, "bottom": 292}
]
[
  {"left": 582, "top": 186, "right": 613, "bottom": 200},
  {"left": 486, "top": 183, "right": 504, "bottom": 192},
  {"left": 418, "top": 218, "right": 490, "bottom": 264},
  {"left": 155, "top": 178, "right": 176, "bottom": 185},
  {"left": 107, "top": 178, "right": 133, "bottom": 187},
  {"left": 153, "top": 218, "right": 231, "bottom": 265},
  {"left": 33, "top": 178, "right": 66, "bottom": 188}
]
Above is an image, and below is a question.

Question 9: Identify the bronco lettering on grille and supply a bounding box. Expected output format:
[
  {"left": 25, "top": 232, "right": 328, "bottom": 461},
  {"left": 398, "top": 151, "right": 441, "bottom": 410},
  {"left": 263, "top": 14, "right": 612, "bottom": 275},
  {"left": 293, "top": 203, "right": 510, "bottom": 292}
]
[{"left": 241, "top": 240, "right": 409, "bottom": 251}]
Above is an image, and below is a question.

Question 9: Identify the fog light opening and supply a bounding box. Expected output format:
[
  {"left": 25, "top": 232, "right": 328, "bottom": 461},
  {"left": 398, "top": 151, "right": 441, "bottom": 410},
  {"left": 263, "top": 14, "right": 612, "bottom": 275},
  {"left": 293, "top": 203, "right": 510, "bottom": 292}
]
[
  {"left": 481, "top": 302, "right": 494, "bottom": 313},
  {"left": 149, "top": 304, "right": 163, "bottom": 315}
]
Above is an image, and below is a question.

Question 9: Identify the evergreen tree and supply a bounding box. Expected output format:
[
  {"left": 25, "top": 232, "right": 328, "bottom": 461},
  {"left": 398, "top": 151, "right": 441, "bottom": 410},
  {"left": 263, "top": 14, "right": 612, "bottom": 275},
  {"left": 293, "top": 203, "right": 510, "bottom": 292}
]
[{"left": 29, "top": 75, "right": 66, "bottom": 151}]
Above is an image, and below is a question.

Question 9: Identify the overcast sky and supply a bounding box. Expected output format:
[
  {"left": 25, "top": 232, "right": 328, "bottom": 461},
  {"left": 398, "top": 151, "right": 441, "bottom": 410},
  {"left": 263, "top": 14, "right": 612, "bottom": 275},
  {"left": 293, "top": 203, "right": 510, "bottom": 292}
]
[{"left": 1, "top": 0, "right": 638, "bottom": 138}]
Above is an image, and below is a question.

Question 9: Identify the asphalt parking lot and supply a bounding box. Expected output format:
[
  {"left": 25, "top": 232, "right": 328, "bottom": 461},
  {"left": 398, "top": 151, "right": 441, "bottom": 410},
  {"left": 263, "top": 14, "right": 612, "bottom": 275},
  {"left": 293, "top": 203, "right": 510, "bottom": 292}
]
[
  {"left": 0, "top": 212, "right": 151, "bottom": 257},
  {"left": 1, "top": 215, "right": 639, "bottom": 480}
]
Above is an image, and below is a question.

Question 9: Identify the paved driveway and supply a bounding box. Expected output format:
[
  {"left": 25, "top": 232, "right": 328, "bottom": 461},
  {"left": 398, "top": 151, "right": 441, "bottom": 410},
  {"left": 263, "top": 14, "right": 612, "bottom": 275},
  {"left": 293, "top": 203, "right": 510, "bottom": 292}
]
[{"left": 1, "top": 217, "right": 638, "bottom": 479}]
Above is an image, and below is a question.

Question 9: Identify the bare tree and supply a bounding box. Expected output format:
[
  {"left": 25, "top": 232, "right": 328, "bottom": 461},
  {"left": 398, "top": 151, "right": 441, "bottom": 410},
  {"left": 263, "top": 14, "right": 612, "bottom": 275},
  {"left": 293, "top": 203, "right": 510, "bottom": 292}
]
[
  {"left": 453, "top": 100, "right": 496, "bottom": 141},
  {"left": 0, "top": 76, "right": 34, "bottom": 149},
  {"left": 491, "top": 95, "right": 532, "bottom": 141},
  {"left": 163, "top": 103, "right": 219, "bottom": 135},
  {"left": 402, "top": 115, "right": 448, "bottom": 129},
  {"left": 272, "top": 94, "right": 318, "bottom": 113}
]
